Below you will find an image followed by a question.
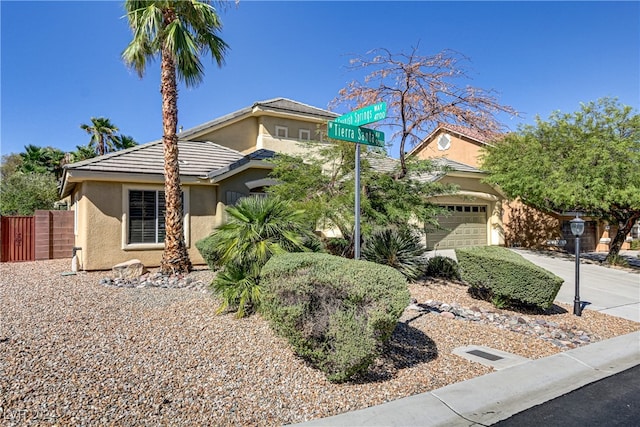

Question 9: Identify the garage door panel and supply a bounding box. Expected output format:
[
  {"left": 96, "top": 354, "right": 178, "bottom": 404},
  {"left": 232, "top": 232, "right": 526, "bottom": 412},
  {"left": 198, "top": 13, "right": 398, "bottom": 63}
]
[{"left": 427, "top": 205, "right": 487, "bottom": 250}]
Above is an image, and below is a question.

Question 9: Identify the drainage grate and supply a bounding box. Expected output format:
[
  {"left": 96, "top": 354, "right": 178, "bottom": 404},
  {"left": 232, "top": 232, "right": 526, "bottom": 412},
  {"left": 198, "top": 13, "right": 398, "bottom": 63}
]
[
  {"left": 467, "top": 349, "right": 504, "bottom": 361},
  {"left": 453, "top": 345, "right": 530, "bottom": 370}
]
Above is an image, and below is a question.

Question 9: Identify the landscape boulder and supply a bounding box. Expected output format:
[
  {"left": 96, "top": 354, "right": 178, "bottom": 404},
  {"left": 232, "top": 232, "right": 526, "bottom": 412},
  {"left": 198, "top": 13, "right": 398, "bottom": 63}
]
[{"left": 112, "top": 259, "right": 145, "bottom": 280}]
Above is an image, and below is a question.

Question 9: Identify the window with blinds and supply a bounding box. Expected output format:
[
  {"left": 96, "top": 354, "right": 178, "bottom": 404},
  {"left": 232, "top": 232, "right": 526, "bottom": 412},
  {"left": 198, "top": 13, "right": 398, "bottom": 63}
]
[{"left": 128, "top": 190, "right": 166, "bottom": 244}]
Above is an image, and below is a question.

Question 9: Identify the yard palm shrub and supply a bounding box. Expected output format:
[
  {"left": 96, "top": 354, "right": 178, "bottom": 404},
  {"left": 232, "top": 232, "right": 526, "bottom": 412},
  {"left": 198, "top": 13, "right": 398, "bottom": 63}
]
[
  {"left": 361, "top": 227, "right": 426, "bottom": 281},
  {"left": 196, "top": 196, "right": 321, "bottom": 317}
]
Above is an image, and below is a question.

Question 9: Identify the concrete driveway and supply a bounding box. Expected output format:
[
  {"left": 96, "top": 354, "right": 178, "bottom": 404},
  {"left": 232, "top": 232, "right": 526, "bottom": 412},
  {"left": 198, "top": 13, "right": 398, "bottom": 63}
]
[
  {"left": 429, "top": 248, "right": 640, "bottom": 322},
  {"left": 511, "top": 249, "right": 640, "bottom": 322}
]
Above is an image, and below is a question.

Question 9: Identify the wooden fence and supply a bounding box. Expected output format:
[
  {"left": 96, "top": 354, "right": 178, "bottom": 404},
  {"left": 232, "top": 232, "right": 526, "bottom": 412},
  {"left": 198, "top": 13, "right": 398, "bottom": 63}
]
[
  {"left": 0, "top": 216, "right": 35, "bottom": 262},
  {"left": 1, "top": 211, "right": 74, "bottom": 262}
]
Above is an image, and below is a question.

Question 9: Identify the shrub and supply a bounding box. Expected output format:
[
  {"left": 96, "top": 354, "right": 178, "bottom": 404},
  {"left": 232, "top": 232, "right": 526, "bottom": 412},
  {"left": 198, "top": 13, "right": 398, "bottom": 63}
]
[
  {"left": 455, "top": 246, "right": 563, "bottom": 310},
  {"left": 361, "top": 228, "right": 425, "bottom": 281},
  {"left": 607, "top": 254, "right": 629, "bottom": 267},
  {"left": 630, "top": 240, "right": 640, "bottom": 250},
  {"left": 425, "top": 256, "right": 460, "bottom": 280},
  {"left": 195, "top": 196, "right": 321, "bottom": 317},
  {"left": 260, "top": 252, "right": 410, "bottom": 382}
]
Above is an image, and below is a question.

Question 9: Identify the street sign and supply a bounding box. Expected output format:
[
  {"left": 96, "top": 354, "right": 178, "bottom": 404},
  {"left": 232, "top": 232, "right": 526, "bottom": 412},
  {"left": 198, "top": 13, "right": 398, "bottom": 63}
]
[
  {"left": 327, "top": 121, "right": 385, "bottom": 147},
  {"left": 335, "top": 102, "right": 387, "bottom": 127}
]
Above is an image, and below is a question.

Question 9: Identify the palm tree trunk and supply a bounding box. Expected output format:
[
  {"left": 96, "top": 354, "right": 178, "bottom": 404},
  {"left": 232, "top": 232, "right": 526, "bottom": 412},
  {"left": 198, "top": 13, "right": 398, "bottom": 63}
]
[{"left": 159, "top": 16, "right": 192, "bottom": 274}]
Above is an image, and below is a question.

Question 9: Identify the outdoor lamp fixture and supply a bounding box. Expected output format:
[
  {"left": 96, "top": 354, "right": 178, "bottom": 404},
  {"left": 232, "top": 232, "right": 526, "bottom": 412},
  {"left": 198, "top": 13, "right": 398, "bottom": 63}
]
[{"left": 570, "top": 215, "right": 585, "bottom": 316}]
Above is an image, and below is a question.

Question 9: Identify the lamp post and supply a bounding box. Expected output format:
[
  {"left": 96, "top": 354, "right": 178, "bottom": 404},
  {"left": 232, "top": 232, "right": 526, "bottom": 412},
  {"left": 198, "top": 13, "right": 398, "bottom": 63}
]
[{"left": 570, "top": 215, "right": 585, "bottom": 316}]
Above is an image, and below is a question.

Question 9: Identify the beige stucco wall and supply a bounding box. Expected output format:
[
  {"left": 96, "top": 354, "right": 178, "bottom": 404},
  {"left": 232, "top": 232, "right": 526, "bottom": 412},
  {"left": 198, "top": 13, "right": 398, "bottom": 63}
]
[
  {"left": 414, "top": 132, "right": 483, "bottom": 168},
  {"left": 195, "top": 117, "right": 258, "bottom": 153},
  {"left": 74, "top": 181, "right": 220, "bottom": 271}
]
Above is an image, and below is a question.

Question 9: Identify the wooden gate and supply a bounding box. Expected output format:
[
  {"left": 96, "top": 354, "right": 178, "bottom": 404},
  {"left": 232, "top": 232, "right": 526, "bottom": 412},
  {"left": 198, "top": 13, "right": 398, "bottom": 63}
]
[{"left": 0, "top": 216, "right": 35, "bottom": 262}]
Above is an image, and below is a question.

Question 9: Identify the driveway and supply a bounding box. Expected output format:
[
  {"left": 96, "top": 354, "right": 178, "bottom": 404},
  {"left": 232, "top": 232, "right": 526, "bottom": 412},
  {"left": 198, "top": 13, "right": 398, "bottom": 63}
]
[{"left": 429, "top": 248, "right": 640, "bottom": 322}]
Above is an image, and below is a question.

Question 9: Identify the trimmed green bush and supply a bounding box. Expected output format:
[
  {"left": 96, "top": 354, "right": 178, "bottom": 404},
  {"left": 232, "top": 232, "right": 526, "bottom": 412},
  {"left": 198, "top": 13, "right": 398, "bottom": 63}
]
[
  {"left": 455, "top": 246, "right": 563, "bottom": 310},
  {"left": 260, "top": 252, "right": 410, "bottom": 383},
  {"left": 425, "top": 256, "right": 461, "bottom": 280}
]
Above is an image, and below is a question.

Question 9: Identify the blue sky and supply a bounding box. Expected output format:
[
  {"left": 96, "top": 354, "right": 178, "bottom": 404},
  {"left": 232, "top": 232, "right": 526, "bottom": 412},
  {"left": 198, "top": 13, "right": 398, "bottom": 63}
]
[{"left": 1, "top": 1, "right": 638, "bottom": 160}]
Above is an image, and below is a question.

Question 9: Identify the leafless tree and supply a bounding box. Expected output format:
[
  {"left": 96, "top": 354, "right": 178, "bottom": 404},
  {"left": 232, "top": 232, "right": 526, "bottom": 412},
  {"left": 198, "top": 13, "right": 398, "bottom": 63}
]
[{"left": 331, "top": 45, "right": 518, "bottom": 178}]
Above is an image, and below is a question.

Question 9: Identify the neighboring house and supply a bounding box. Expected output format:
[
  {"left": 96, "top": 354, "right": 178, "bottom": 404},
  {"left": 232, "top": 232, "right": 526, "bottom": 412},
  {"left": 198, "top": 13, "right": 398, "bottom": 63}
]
[
  {"left": 61, "top": 98, "right": 338, "bottom": 270},
  {"left": 409, "top": 124, "right": 634, "bottom": 253}
]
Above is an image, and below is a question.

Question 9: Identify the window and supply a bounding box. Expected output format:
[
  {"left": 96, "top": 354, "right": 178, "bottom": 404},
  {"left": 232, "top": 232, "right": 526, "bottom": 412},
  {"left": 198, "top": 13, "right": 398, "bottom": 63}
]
[
  {"left": 275, "top": 125, "right": 288, "bottom": 138},
  {"left": 128, "top": 190, "right": 166, "bottom": 244},
  {"left": 437, "top": 133, "right": 451, "bottom": 151},
  {"left": 299, "top": 129, "right": 311, "bottom": 141},
  {"left": 123, "top": 185, "right": 189, "bottom": 249}
]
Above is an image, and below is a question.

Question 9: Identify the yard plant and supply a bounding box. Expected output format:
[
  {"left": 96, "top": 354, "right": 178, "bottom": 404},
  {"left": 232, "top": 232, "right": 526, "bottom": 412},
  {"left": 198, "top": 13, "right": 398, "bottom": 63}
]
[
  {"left": 455, "top": 246, "right": 563, "bottom": 310},
  {"left": 260, "top": 252, "right": 410, "bottom": 382},
  {"left": 196, "top": 196, "right": 320, "bottom": 317}
]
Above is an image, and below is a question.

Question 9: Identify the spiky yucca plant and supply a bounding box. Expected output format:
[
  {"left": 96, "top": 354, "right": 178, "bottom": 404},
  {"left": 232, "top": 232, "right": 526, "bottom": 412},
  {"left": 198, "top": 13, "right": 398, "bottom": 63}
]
[{"left": 361, "top": 228, "right": 426, "bottom": 281}]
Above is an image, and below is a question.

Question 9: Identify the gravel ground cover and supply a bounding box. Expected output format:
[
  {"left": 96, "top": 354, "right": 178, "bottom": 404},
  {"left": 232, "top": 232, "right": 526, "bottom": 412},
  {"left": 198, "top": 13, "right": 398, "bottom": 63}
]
[{"left": 1, "top": 259, "right": 638, "bottom": 426}]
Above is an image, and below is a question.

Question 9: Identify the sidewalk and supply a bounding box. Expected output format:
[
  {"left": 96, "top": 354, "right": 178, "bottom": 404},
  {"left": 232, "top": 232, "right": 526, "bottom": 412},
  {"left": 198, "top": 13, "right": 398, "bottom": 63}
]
[
  {"left": 292, "top": 332, "right": 639, "bottom": 426},
  {"left": 291, "top": 249, "right": 640, "bottom": 426}
]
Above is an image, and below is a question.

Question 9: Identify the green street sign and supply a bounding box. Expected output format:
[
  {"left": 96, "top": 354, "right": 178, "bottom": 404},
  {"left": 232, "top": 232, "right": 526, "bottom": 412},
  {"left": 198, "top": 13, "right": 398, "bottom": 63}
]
[
  {"left": 328, "top": 121, "right": 385, "bottom": 147},
  {"left": 335, "top": 102, "right": 387, "bottom": 127}
]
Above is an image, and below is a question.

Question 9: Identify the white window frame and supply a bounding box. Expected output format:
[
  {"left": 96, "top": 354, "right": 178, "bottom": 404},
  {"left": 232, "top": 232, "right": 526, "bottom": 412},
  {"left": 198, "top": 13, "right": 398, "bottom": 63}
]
[
  {"left": 299, "top": 129, "right": 311, "bottom": 141},
  {"left": 122, "top": 184, "right": 190, "bottom": 250},
  {"left": 275, "top": 125, "right": 288, "bottom": 138},
  {"left": 73, "top": 192, "right": 79, "bottom": 236}
]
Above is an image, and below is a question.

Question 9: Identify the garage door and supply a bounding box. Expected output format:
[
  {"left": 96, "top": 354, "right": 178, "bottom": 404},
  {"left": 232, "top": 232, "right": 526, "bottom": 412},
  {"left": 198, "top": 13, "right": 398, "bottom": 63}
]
[{"left": 426, "top": 205, "right": 487, "bottom": 250}]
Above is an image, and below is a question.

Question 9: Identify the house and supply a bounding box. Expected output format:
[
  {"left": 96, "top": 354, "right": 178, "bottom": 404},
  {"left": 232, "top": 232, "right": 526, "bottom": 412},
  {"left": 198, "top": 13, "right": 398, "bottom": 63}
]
[
  {"left": 409, "top": 123, "right": 635, "bottom": 253},
  {"left": 61, "top": 99, "right": 513, "bottom": 271},
  {"left": 60, "top": 98, "right": 338, "bottom": 270}
]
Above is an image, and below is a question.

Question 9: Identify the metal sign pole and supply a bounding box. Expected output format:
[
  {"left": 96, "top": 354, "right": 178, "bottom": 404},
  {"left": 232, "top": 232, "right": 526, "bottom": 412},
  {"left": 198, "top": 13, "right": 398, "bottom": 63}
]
[{"left": 354, "top": 143, "right": 361, "bottom": 260}]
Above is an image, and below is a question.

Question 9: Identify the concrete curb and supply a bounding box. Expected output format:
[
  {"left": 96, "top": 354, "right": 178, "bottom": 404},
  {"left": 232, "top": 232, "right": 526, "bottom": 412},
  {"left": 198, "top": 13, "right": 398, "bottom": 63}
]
[{"left": 291, "top": 331, "right": 640, "bottom": 426}]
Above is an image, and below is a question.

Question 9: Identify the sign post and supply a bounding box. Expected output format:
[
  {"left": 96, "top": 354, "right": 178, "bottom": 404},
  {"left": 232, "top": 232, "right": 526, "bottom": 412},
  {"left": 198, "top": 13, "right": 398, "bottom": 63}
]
[{"left": 328, "top": 103, "right": 387, "bottom": 259}]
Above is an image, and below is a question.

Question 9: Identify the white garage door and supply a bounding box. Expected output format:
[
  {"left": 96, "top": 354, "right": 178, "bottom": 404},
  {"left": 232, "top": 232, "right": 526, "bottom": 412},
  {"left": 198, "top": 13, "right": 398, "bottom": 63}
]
[{"left": 427, "top": 205, "right": 487, "bottom": 250}]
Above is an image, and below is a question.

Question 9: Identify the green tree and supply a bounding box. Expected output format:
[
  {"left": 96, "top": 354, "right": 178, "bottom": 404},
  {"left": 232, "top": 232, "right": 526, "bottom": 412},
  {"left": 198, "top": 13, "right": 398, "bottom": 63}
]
[
  {"left": 114, "top": 134, "right": 138, "bottom": 150},
  {"left": 196, "top": 196, "right": 320, "bottom": 317},
  {"left": 19, "top": 145, "right": 66, "bottom": 180},
  {"left": 481, "top": 97, "right": 640, "bottom": 262},
  {"left": 80, "top": 117, "right": 120, "bottom": 156},
  {"left": 1, "top": 153, "right": 23, "bottom": 181},
  {"left": 0, "top": 172, "right": 59, "bottom": 215},
  {"left": 123, "top": 0, "right": 229, "bottom": 274},
  {"left": 267, "top": 142, "right": 455, "bottom": 256},
  {"left": 70, "top": 145, "right": 99, "bottom": 162},
  {"left": 331, "top": 45, "right": 517, "bottom": 178}
]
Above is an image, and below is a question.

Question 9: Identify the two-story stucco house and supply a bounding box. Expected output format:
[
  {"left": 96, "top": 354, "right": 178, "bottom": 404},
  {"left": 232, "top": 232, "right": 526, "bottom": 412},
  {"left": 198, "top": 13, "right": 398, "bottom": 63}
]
[
  {"left": 61, "top": 98, "right": 513, "bottom": 270},
  {"left": 61, "top": 98, "right": 339, "bottom": 270}
]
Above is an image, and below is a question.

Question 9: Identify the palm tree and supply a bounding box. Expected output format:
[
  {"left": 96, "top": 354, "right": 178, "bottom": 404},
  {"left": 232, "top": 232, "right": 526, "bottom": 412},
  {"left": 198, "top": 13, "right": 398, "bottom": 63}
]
[
  {"left": 80, "top": 117, "right": 120, "bottom": 156},
  {"left": 197, "top": 196, "right": 320, "bottom": 317},
  {"left": 122, "top": 0, "right": 229, "bottom": 274},
  {"left": 114, "top": 134, "right": 138, "bottom": 150}
]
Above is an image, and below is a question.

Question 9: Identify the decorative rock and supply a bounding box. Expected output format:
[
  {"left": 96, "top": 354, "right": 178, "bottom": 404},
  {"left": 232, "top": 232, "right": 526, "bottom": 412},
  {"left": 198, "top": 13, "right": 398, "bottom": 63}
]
[
  {"left": 112, "top": 259, "right": 145, "bottom": 280},
  {"left": 408, "top": 299, "right": 602, "bottom": 351}
]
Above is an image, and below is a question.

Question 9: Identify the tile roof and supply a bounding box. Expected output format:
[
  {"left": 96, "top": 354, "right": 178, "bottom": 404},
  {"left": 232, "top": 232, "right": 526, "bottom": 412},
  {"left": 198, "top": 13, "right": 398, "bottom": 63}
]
[
  {"left": 436, "top": 123, "right": 502, "bottom": 144},
  {"left": 179, "top": 98, "right": 338, "bottom": 139},
  {"left": 413, "top": 157, "right": 483, "bottom": 183},
  {"left": 206, "top": 149, "right": 276, "bottom": 179},
  {"left": 365, "top": 153, "right": 481, "bottom": 181},
  {"left": 64, "top": 140, "right": 246, "bottom": 177}
]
